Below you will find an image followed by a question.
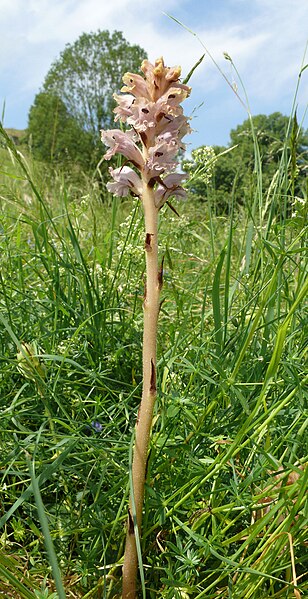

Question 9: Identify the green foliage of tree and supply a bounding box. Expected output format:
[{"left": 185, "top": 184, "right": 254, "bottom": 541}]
[
  {"left": 185, "top": 112, "right": 307, "bottom": 213},
  {"left": 28, "top": 93, "right": 93, "bottom": 165},
  {"left": 229, "top": 112, "right": 307, "bottom": 184},
  {"left": 27, "top": 30, "right": 147, "bottom": 170}
]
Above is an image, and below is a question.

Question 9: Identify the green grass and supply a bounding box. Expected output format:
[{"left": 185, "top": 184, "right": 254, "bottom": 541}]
[{"left": 0, "top": 113, "right": 307, "bottom": 599}]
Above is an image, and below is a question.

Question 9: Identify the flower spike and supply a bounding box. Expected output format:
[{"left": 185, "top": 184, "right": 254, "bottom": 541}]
[
  {"left": 101, "top": 56, "right": 190, "bottom": 203},
  {"left": 101, "top": 57, "right": 191, "bottom": 599}
]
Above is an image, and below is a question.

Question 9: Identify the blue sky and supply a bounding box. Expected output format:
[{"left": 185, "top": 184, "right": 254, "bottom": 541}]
[{"left": 1, "top": 0, "right": 307, "bottom": 150}]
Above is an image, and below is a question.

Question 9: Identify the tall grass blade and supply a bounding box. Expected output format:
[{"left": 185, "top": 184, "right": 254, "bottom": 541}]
[
  {"left": 212, "top": 248, "right": 226, "bottom": 351},
  {"left": 28, "top": 455, "right": 66, "bottom": 599}
]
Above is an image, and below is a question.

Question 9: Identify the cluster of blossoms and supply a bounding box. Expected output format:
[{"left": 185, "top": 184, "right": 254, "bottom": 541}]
[
  {"left": 101, "top": 57, "right": 191, "bottom": 208},
  {"left": 183, "top": 145, "right": 216, "bottom": 185}
]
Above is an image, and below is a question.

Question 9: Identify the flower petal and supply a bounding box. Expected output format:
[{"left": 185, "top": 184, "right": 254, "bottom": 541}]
[
  {"left": 157, "top": 87, "right": 190, "bottom": 116},
  {"left": 154, "top": 173, "right": 188, "bottom": 208},
  {"left": 121, "top": 72, "right": 150, "bottom": 99},
  {"left": 101, "top": 129, "right": 144, "bottom": 169},
  {"left": 126, "top": 98, "right": 158, "bottom": 132},
  {"left": 107, "top": 166, "right": 143, "bottom": 197},
  {"left": 141, "top": 57, "right": 191, "bottom": 101},
  {"left": 145, "top": 139, "right": 179, "bottom": 176},
  {"left": 113, "top": 94, "right": 135, "bottom": 122}
]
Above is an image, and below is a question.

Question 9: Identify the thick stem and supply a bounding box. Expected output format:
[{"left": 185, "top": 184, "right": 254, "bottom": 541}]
[{"left": 122, "top": 183, "right": 160, "bottom": 599}]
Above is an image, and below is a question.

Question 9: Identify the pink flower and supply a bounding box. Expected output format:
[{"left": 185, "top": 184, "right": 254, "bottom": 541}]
[
  {"left": 140, "top": 57, "right": 191, "bottom": 102},
  {"left": 157, "top": 87, "right": 190, "bottom": 117},
  {"left": 145, "top": 139, "right": 178, "bottom": 176},
  {"left": 101, "top": 129, "right": 144, "bottom": 169},
  {"left": 106, "top": 166, "right": 143, "bottom": 198},
  {"left": 154, "top": 173, "right": 188, "bottom": 208},
  {"left": 121, "top": 72, "right": 150, "bottom": 99},
  {"left": 126, "top": 98, "right": 158, "bottom": 132},
  {"left": 156, "top": 114, "right": 192, "bottom": 148},
  {"left": 101, "top": 57, "right": 190, "bottom": 207},
  {"left": 113, "top": 94, "right": 135, "bottom": 122}
]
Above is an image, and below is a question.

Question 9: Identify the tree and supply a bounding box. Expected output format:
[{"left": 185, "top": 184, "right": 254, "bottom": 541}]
[
  {"left": 28, "top": 93, "right": 93, "bottom": 164},
  {"left": 229, "top": 112, "right": 307, "bottom": 183},
  {"left": 27, "top": 30, "right": 147, "bottom": 169},
  {"left": 184, "top": 112, "right": 307, "bottom": 213}
]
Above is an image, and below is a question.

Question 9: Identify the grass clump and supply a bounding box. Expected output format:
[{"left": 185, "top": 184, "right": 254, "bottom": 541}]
[{"left": 0, "top": 66, "right": 307, "bottom": 599}]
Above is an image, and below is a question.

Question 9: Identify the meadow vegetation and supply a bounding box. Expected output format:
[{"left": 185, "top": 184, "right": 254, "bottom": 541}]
[{"left": 0, "top": 84, "right": 307, "bottom": 599}]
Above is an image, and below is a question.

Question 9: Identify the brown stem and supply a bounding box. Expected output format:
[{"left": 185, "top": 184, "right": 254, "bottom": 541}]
[{"left": 122, "top": 183, "right": 160, "bottom": 598}]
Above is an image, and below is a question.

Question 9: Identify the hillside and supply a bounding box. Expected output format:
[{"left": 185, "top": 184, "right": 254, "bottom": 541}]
[{"left": 4, "top": 128, "right": 26, "bottom": 144}]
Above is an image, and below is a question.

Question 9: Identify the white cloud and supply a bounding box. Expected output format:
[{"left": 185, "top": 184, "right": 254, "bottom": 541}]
[
  {"left": 181, "top": 2, "right": 308, "bottom": 123},
  {"left": 0, "top": 0, "right": 307, "bottom": 138}
]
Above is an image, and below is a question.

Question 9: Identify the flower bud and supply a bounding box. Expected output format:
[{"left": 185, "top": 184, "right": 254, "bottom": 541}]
[{"left": 17, "top": 342, "right": 46, "bottom": 382}]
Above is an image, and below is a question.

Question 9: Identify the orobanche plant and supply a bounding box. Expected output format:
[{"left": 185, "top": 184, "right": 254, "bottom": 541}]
[{"left": 101, "top": 57, "right": 191, "bottom": 598}]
